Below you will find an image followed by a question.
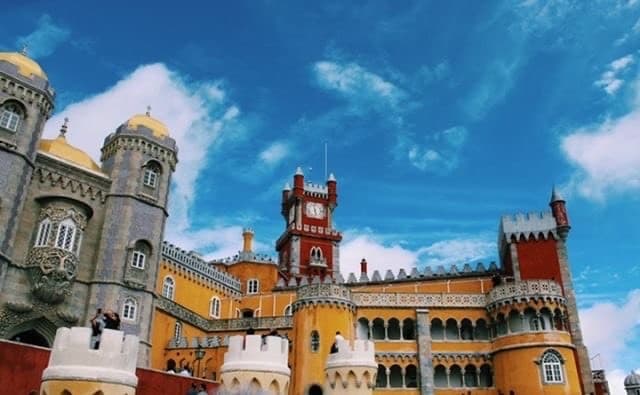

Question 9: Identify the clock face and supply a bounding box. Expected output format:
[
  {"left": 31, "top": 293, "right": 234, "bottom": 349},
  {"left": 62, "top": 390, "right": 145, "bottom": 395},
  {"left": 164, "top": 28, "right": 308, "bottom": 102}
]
[{"left": 305, "top": 202, "right": 325, "bottom": 219}]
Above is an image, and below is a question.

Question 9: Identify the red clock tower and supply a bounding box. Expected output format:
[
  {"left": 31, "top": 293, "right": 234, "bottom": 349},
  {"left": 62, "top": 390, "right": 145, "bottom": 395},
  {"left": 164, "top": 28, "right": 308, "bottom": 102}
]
[{"left": 276, "top": 167, "right": 342, "bottom": 281}]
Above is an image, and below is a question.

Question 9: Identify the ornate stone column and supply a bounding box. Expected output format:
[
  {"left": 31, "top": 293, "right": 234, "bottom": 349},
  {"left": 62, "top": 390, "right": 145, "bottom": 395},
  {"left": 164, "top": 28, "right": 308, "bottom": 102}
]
[{"left": 416, "top": 309, "right": 433, "bottom": 394}]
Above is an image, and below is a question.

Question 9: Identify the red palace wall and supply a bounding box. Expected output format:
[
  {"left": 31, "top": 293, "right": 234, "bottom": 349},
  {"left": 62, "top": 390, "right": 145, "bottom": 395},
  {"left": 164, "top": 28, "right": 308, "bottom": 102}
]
[
  {"left": 516, "top": 238, "right": 564, "bottom": 288},
  {"left": 0, "top": 339, "right": 218, "bottom": 395}
]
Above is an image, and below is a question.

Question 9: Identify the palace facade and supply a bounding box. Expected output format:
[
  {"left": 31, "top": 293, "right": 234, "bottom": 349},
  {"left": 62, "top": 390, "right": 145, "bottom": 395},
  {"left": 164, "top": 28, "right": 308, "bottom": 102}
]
[{"left": 0, "top": 51, "right": 607, "bottom": 394}]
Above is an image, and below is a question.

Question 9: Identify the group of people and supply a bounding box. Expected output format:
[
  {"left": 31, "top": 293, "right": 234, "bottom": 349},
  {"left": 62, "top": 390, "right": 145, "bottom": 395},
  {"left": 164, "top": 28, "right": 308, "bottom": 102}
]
[{"left": 90, "top": 308, "right": 121, "bottom": 349}]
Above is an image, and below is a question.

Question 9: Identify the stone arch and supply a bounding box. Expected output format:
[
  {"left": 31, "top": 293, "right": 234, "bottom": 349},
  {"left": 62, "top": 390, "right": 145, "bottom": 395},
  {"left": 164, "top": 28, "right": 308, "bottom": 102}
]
[
  {"left": 269, "top": 379, "right": 280, "bottom": 393},
  {"left": 445, "top": 318, "right": 459, "bottom": 339},
  {"left": 508, "top": 309, "right": 523, "bottom": 332},
  {"left": 474, "top": 318, "right": 489, "bottom": 340},
  {"left": 249, "top": 377, "right": 262, "bottom": 391},
  {"left": 464, "top": 364, "right": 478, "bottom": 387},
  {"left": 387, "top": 318, "right": 401, "bottom": 340},
  {"left": 431, "top": 318, "right": 444, "bottom": 340},
  {"left": 402, "top": 318, "right": 415, "bottom": 339},
  {"left": 346, "top": 370, "right": 358, "bottom": 388},
  {"left": 230, "top": 377, "right": 241, "bottom": 391},
  {"left": 389, "top": 364, "right": 402, "bottom": 387},
  {"left": 405, "top": 364, "right": 418, "bottom": 387},
  {"left": 449, "top": 364, "right": 463, "bottom": 387},
  {"left": 540, "top": 307, "right": 554, "bottom": 330},
  {"left": 460, "top": 318, "right": 474, "bottom": 340},
  {"left": 479, "top": 363, "right": 493, "bottom": 387},
  {"left": 7, "top": 316, "right": 57, "bottom": 347},
  {"left": 308, "top": 384, "right": 323, "bottom": 395},
  {"left": 362, "top": 369, "right": 373, "bottom": 387},
  {"left": 434, "top": 364, "right": 448, "bottom": 387},
  {"left": 371, "top": 318, "right": 385, "bottom": 339}
]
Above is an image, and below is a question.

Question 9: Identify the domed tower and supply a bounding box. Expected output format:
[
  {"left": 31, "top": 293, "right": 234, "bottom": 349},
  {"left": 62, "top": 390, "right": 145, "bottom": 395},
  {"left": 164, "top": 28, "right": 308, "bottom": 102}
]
[
  {"left": 324, "top": 339, "right": 377, "bottom": 395},
  {"left": 290, "top": 282, "right": 356, "bottom": 394},
  {"left": 0, "top": 50, "right": 55, "bottom": 265},
  {"left": 625, "top": 371, "right": 640, "bottom": 395},
  {"left": 91, "top": 110, "right": 177, "bottom": 365}
]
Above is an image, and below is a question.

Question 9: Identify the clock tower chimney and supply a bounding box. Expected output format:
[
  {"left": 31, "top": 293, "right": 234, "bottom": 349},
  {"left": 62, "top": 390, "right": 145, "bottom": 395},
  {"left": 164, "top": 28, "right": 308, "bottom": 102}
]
[{"left": 276, "top": 168, "right": 342, "bottom": 281}]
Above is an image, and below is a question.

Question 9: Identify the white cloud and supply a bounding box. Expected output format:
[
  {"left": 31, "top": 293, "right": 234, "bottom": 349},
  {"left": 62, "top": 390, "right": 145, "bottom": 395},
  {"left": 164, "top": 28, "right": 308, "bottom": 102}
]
[
  {"left": 259, "top": 141, "right": 289, "bottom": 166},
  {"left": 417, "top": 237, "right": 495, "bottom": 268},
  {"left": 16, "top": 14, "right": 70, "bottom": 58},
  {"left": 400, "top": 125, "right": 469, "bottom": 173},
  {"left": 46, "top": 63, "right": 243, "bottom": 252},
  {"left": 561, "top": 109, "right": 640, "bottom": 199},
  {"left": 464, "top": 59, "right": 520, "bottom": 120},
  {"left": 313, "top": 60, "right": 406, "bottom": 112},
  {"left": 339, "top": 230, "right": 495, "bottom": 278},
  {"left": 580, "top": 290, "right": 640, "bottom": 394},
  {"left": 340, "top": 233, "right": 418, "bottom": 277},
  {"left": 595, "top": 54, "right": 634, "bottom": 95}
]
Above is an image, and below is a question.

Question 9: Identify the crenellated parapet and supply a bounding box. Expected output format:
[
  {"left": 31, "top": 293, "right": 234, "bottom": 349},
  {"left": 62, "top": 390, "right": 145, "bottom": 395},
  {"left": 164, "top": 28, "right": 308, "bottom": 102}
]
[
  {"left": 499, "top": 211, "right": 558, "bottom": 251},
  {"left": 40, "top": 327, "right": 138, "bottom": 394},
  {"left": 345, "top": 261, "right": 499, "bottom": 285},
  {"left": 219, "top": 335, "right": 290, "bottom": 395},
  {"left": 325, "top": 339, "right": 377, "bottom": 395},
  {"left": 292, "top": 283, "right": 355, "bottom": 312}
]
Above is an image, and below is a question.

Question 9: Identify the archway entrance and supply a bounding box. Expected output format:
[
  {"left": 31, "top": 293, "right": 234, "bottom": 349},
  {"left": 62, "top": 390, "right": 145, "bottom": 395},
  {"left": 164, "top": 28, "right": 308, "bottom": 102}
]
[
  {"left": 308, "top": 384, "right": 323, "bottom": 395},
  {"left": 10, "top": 329, "right": 49, "bottom": 347}
]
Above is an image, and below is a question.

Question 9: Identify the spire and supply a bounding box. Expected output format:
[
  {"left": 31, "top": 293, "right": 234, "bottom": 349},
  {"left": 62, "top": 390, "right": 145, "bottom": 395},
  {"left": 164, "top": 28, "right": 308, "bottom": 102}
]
[
  {"left": 283, "top": 182, "right": 291, "bottom": 191},
  {"left": 295, "top": 166, "right": 304, "bottom": 176},
  {"left": 20, "top": 43, "right": 28, "bottom": 56},
  {"left": 59, "top": 117, "right": 69, "bottom": 138},
  {"left": 328, "top": 173, "right": 336, "bottom": 182},
  {"left": 145, "top": 105, "right": 151, "bottom": 117},
  {"left": 550, "top": 185, "right": 564, "bottom": 203}
]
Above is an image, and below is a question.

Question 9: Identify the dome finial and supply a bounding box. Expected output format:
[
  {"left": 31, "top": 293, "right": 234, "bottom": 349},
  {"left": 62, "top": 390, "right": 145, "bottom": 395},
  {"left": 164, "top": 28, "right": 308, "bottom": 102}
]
[
  {"left": 20, "top": 43, "right": 28, "bottom": 56},
  {"left": 146, "top": 105, "right": 152, "bottom": 117},
  {"left": 59, "top": 117, "right": 69, "bottom": 138}
]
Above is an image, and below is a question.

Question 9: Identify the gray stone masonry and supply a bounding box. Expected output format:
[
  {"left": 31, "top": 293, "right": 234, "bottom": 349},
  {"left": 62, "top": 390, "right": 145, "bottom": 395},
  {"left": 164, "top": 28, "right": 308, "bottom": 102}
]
[{"left": 416, "top": 309, "right": 433, "bottom": 395}]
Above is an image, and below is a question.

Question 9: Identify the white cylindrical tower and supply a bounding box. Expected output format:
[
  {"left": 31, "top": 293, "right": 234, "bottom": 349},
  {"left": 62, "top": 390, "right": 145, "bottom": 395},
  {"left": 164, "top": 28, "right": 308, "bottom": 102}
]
[
  {"left": 219, "top": 335, "right": 290, "bottom": 395},
  {"left": 324, "top": 339, "right": 377, "bottom": 395}
]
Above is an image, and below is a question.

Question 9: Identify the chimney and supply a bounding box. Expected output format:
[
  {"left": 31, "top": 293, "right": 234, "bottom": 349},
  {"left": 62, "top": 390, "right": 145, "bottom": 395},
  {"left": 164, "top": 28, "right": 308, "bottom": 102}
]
[
  {"left": 360, "top": 258, "right": 368, "bottom": 274},
  {"left": 242, "top": 228, "right": 254, "bottom": 252}
]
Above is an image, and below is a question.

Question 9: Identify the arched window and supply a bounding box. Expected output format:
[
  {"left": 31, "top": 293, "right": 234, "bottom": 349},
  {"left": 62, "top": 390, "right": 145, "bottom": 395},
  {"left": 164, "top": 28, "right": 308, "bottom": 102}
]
[
  {"left": 247, "top": 278, "right": 259, "bottom": 294},
  {"left": 357, "top": 317, "right": 370, "bottom": 339},
  {"left": 162, "top": 276, "right": 175, "bottom": 300},
  {"left": 496, "top": 313, "right": 508, "bottom": 335},
  {"left": 34, "top": 219, "right": 51, "bottom": 246},
  {"left": 430, "top": 318, "right": 444, "bottom": 340},
  {"left": 210, "top": 297, "right": 221, "bottom": 318},
  {"left": 387, "top": 318, "right": 401, "bottom": 340},
  {"left": 283, "top": 304, "right": 293, "bottom": 316},
  {"left": 371, "top": 318, "right": 385, "bottom": 340},
  {"left": 402, "top": 318, "right": 415, "bottom": 340},
  {"left": 508, "top": 309, "right": 523, "bottom": 332},
  {"left": 131, "top": 250, "right": 146, "bottom": 269},
  {"left": 174, "top": 321, "right": 182, "bottom": 341},
  {"left": 310, "top": 330, "right": 320, "bottom": 352},
  {"left": 460, "top": 318, "right": 474, "bottom": 340},
  {"left": 449, "top": 364, "right": 463, "bottom": 387},
  {"left": 405, "top": 364, "right": 418, "bottom": 388},
  {"left": 376, "top": 364, "right": 387, "bottom": 388},
  {"left": 464, "top": 364, "right": 478, "bottom": 387},
  {"left": 541, "top": 350, "right": 564, "bottom": 383},
  {"left": 434, "top": 364, "right": 448, "bottom": 387},
  {"left": 479, "top": 364, "right": 493, "bottom": 387},
  {"left": 122, "top": 298, "right": 137, "bottom": 321},
  {"left": 55, "top": 218, "right": 77, "bottom": 252},
  {"left": 310, "top": 247, "right": 323, "bottom": 260},
  {"left": 142, "top": 162, "right": 161, "bottom": 188},
  {"left": 474, "top": 319, "right": 490, "bottom": 340},
  {"left": 445, "top": 318, "right": 459, "bottom": 340},
  {"left": 0, "top": 103, "right": 22, "bottom": 132},
  {"left": 389, "top": 365, "right": 403, "bottom": 387}
]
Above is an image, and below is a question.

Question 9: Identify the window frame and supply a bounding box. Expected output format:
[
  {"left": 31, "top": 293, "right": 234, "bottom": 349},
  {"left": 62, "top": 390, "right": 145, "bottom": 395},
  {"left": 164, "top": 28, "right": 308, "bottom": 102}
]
[
  {"left": 540, "top": 350, "right": 564, "bottom": 384},
  {"left": 162, "top": 276, "right": 175, "bottom": 300},
  {"left": 310, "top": 330, "right": 320, "bottom": 352},
  {"left": 247, "top": 278, "right": 259, "bottom": 294},
  {"left": 131, "top": 250, "right": 146, "bottom": 269},
  {"left": 35, "top": 219, "right": 51, "bottom": 247},
  {"left": 143, "top": 167, "right": 158, "bottom": 188},
  {"left": 174, "top": 321, "right": 182, "bottom": 341},
  {"left": 122, "top": 298, "right": 137, "bottom": 322},
  {"left": 0, "top": 104, "right": 22, "bottom": 132},
  {"left": 210, "top": 296, "right": 221, "bottom": 318},
  {"left": 55, "top": 219, "right": 77, "bottom": 252}
]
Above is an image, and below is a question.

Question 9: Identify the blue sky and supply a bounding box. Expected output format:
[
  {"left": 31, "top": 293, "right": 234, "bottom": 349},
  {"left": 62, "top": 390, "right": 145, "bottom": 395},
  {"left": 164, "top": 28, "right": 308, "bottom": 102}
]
[{"left": 2, "top": 1, "right": 640, "bottom": 392}]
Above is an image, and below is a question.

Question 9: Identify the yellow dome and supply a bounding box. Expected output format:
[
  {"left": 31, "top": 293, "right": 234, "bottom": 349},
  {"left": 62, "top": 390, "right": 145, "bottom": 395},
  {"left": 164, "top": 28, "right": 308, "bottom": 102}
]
[
  {"left": 0, "top": 52, "right": 48, "bottom": 80},
  {"left": 126, "top": 114, "right": 169, "bottom": 138},
  {"left": 38, "top": 135, "right": 102, "bottom": 173}
]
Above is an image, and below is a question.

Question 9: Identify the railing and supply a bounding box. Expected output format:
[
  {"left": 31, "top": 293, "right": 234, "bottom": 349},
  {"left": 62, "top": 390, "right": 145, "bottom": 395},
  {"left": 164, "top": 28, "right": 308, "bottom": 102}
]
[{"left": 487, "top": 279, "right": 564, "bottom": 307}]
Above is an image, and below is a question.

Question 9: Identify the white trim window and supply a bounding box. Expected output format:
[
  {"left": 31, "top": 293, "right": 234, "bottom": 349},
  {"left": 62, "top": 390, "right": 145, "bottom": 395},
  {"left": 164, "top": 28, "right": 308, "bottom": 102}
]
[
  {"left": 0, "top": 104, "right": 21, "bottom": 132},
  {"left": 541, "top": 351, "right": 564, "bottom": 383},
  {"left": 210, "top": 297, "right": 221, "bottom": 318},
  {"left": 55, "top": 219, "right": 76, "bottom": 252},
  {"left": 131, "top": 250, "right": 146, "bottom": 269},
  {"left": 122, "top": 298, "right": 137, "bottom": 321},
  {"left": 283, "top": 304, "right": 293, "bottom": 316},
  {"left": 143, "top": 167, "right": 158, "bottom": 188},
  {"left": 35, "top": 219, "right": 51, "bottom": 246},
  {"left": 174, "top": 321, "right": 182, "bottom": 341},
  {"left": 162, "top": 276, "right": 175, "bottom": 300},
  {"left": 247, "top": 279, "right": 259, "bottom": 294}
]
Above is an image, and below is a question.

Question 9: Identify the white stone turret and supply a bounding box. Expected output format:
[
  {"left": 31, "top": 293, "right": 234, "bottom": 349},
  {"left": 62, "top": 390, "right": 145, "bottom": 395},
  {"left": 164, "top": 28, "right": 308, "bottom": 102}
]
[
  {"left": 40, "top": 327, "right": 139, "bottom": 394},
  {"left": 325, "top": 339, "right": 377, "bottom": 395},
  {"left": 219, "top": 335, "right": 290, "bottom": 395}
]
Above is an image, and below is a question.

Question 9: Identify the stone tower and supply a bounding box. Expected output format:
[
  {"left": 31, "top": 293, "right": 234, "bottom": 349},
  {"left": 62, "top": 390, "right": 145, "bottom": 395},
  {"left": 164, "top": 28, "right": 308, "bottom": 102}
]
[
  {"left": 219, "top": 334, "right": 290, "bottom": 395},
  {"left": 290, "top": 283, "right": 355, "bottom": 395},
  {"left": 324, "top": 339, "right": 377, "bottom": 395},
  {"left": 276, "top": 168, "right": 342, "bottom": 281},
  {"left": 90, "top": 112, "right": 177, "bottom": 365},
  {"left": 0, "top": 51, "right": 54, "bottom": 268},
  {"left": 40, "top": 326, "right": 138, "bottom": 394}
]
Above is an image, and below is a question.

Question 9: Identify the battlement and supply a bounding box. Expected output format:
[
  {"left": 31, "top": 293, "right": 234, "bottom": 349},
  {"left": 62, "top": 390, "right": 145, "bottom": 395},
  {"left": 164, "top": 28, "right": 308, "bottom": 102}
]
[
  {"left": 161, "top": 241, "right": 242, "bottom": 292},
  {"left": 210, "top": 250, "right": 277, "bottom": 265},
  {"left": 42, "top": 327, "right": 138, "bottom": 387},
  {"left": 221, "top": 335, "right": 290, "bottom": 376},
  {"left": 345, "top": 261, "right": 499, "bottom": 285},
  {"left": 304, "top": 181, "right": 328, "bottom": 197},
  {"left": 500, "top": 210, "right": 558, "bottom": 245},
  {"left": 326, "top": 340, "right": 376, "bottom": 369}
]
